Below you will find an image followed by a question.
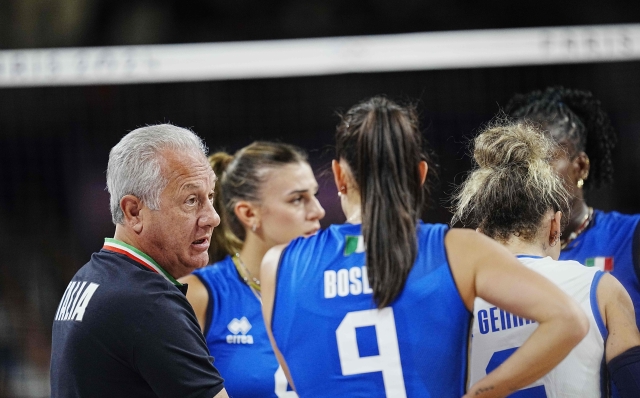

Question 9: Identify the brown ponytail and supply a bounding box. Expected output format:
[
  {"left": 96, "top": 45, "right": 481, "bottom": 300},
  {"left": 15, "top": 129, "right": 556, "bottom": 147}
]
[
  {"left": 208, "top": 152, "right": 243, "bottom": 263},
  {"left": 336, "top": 96, "right": 430, "bottom": 308}
]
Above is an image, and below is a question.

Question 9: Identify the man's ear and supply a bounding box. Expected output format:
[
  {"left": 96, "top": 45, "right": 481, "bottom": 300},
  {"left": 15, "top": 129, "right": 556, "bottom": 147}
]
[
  {"left": 120, "top": 195, "right": 144, "bottom": 233},
  {"left": 234, "top": 200, "right": 259, "bottom": 232}
]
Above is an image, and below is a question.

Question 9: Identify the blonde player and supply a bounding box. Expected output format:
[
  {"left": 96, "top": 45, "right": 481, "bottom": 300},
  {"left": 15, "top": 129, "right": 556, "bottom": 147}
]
[{"left": 453, "top": 121, "right": 640, "bottom": 397}]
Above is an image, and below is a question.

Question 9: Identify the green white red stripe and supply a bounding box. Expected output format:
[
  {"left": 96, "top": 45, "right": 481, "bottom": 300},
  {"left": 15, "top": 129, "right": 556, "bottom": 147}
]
[
  {"left": 585, "top": 256, "right": 614, "bottom": 272},
  {"left": 103, "top": 238, "right": 182, "bottom": 286}
]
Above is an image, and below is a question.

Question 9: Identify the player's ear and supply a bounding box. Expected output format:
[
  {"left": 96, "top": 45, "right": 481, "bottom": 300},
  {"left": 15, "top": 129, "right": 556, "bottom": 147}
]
[
  {"left": 419, "top": 160, "right": 428, "bottom": 185},
  {"left": 333, "top": 159, "right": 355, "bottom": 195},
  {"left": 549, "top": 211, "right": 562, "bottom": 245},
  {"left": 332, "top": 159, "right": 344, "bottom": 193},
  {"left": 121, "top": 195, "right": 144, "bottom": 233},
  {"left": 572, "top": 152, "right": 590, "bottom": 185},
  {"left": 234, "top": 200, "right": 260, "bottom": 234}
]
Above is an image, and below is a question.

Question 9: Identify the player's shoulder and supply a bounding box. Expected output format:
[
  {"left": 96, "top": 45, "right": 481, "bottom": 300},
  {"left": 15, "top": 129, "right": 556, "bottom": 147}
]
[
  {"left": 192, "top": 256, "right": 235, "bottom": 281},
  {"left": 595, "top": 209, "right": 640, "bottom": 225},
  {"left": 189, "top": 256, "right": 246, "bottom": 302},
  {"left": 542, "top": 257, "right": 596, "bottom": 275},
  {"left": 285, "top": 223, "right": 353, "bottom": 256},
  {"left": 416, "top": 221, "right": 449, "bottom": 241}
]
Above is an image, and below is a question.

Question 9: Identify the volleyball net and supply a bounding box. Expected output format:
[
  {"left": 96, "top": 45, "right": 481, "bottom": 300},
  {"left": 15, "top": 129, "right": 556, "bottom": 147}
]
[
  {"left": 1, "top": 23, "right": 639, "bottom": 87},
  {"left": 2, "top": 23, "right": 640, "bottom": 398}
]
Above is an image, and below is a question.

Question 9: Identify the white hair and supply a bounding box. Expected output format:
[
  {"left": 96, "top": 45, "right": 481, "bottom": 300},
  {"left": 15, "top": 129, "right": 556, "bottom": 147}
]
[{"left": 107, "top": 124, "right": 208, "bottom": 225}]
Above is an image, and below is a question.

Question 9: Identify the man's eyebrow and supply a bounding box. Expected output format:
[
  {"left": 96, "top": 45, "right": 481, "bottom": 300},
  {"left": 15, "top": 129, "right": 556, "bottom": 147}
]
[{"left": 181, "top": 182, "right": 204, "bottom": 191}]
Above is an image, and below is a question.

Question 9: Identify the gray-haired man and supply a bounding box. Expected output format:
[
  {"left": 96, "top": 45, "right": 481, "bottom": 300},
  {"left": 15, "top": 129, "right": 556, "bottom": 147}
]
[{"left": 51, "top": 124, "right": 229, "bottom": 398}]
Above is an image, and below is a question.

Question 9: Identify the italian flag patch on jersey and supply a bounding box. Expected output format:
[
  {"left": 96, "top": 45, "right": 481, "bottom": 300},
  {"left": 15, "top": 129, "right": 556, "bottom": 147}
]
[
  {"left": 585, "top": 257, "right": 614, "bottom": 272},
  {"left": 344, "top": 235, "right": 365, "bottom": 256}
]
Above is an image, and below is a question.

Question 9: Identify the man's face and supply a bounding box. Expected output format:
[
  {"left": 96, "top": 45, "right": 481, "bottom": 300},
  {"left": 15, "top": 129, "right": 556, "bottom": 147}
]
[{"left": 140, "top": 149, "right": 220, "bottom": 279}]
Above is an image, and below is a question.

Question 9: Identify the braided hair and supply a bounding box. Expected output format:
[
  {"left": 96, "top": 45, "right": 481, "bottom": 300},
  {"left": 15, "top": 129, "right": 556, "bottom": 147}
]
[{"left": 506, "top": 86, "right": 617, "bottom": 190}]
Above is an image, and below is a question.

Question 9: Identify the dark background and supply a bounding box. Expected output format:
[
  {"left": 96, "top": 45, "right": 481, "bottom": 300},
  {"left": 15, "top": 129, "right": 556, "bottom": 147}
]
[{"left": 1, "top": 1, "right": 640, "bottom": 397}]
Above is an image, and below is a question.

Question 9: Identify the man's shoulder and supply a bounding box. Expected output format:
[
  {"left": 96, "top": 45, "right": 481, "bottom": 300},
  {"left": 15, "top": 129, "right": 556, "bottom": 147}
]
[{"left": 71, "top": 250, "right": 188, "bottom": 319}]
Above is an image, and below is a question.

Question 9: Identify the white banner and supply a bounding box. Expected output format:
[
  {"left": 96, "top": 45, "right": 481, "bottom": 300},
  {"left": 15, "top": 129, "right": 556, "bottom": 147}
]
[{"left": 0, "top": 24, "right": 638, "bottom": 87}]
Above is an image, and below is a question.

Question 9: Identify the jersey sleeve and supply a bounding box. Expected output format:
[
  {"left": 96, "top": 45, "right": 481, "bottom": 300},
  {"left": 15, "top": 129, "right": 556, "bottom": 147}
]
[{"left": 132, "top": 287, "right": 225, "bottom": 398}]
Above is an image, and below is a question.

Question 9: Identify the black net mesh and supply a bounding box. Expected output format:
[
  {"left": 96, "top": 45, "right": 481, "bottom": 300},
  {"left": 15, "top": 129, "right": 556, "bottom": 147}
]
[{"left": 1, "top": 60, "right": 640, "bottom": 397}]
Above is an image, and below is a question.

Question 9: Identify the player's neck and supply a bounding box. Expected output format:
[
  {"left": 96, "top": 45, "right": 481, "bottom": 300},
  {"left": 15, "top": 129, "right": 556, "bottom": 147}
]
[
  {"left": 502, "top": 236, "right": 557, "bottom": 260},
  {"left": 564, "top": 198, "right": 589, "bottom": 238},
  {"left": 340, "top": 190, "right": 362, "bottom": 224},
  {"left": 345, "top": 207, "right": 362, "bottom": 224},
  {"left": 238, "top": 237, "right": 269, "bottom": 282}
]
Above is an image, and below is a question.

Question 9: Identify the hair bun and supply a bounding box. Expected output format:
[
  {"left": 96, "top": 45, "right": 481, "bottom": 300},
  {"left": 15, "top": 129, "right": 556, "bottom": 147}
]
[
  {"left": 473, "top": 122, "right": 553, "bottom": 169},
  {"left": 208, "top": 152, "right": 234, "bottom": 177},
  {"left": 452, "top": 120, "right": 570, "bottom": 243}
]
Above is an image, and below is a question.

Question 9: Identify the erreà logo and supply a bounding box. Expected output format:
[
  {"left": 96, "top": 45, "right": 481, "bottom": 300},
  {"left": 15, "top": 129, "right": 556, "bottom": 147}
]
[{"left": 226, "top": 316, "right": 254, "bottom": 344}]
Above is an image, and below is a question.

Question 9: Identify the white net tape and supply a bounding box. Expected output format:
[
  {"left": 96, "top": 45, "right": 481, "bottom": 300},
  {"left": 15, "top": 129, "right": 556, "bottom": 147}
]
[{"left": 1, "top": 24, "right": 639, "bottom": 87}]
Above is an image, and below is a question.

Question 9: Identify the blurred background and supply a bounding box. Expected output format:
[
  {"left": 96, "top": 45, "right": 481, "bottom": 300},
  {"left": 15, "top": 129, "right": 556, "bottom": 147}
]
[{"left": 1, "top": 1, "right": 640, "bottom": 396}]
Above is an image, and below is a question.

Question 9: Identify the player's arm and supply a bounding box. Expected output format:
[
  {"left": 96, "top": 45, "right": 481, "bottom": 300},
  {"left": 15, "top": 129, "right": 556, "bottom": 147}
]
[
  {"left": 597, "top": 273, "right": 640, "bottom": 397},
  {"left": 446, "top": 228, "right": 589, "bottom": 398},
  {"left": 597, "top": 273, "right": 640, "bottom": 361},
  {"left": 261, "top": 244, "right": 297, "bottom": 391},
  {"left": 178, "top": 274, "right": 209, "bottom": 332}
]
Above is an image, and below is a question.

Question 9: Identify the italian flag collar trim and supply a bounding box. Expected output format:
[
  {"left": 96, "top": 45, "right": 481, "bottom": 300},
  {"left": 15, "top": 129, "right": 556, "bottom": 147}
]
[{"left": 103, "top": 238, "right": 182, "bottom": 287}]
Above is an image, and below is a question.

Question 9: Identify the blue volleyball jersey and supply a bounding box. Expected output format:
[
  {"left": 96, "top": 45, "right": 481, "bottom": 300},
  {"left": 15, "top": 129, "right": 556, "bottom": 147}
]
[
  {"left": 192, "top": 256, "right": 297, "bottom": 398},
  {"left": 560, "top": 210, "right": 640, "bottom": 330},
  {"left": 272, "top": 222, "right": 472, "bottom": 398}
]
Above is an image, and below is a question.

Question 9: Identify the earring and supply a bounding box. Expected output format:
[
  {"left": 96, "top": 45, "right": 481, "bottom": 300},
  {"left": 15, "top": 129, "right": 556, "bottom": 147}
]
[
  {"left": 252, "top": 223, "right": 257, "bottom": 232},
  {"left": 577, "top": 179, "right": 584, "bottom": 189},
  {"left": 338, "top": 186, "right": 346, "bottom": 197}
]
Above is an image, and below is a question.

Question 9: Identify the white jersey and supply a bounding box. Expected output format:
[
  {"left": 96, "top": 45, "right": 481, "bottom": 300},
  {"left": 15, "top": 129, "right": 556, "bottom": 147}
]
[{"left": 468, "top": 255, "right": 607, "bottom": 398}]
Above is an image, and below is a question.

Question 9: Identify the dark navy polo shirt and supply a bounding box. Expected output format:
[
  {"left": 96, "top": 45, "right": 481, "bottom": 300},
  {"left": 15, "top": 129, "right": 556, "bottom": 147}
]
[{"left": 51, "top": 240, "right": 225, "bottom": 398}]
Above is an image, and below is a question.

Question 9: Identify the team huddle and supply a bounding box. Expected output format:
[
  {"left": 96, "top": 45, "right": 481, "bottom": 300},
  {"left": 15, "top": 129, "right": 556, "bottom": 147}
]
[{"left": 50, "top": 87, "right": 640, "bottom": 398}]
